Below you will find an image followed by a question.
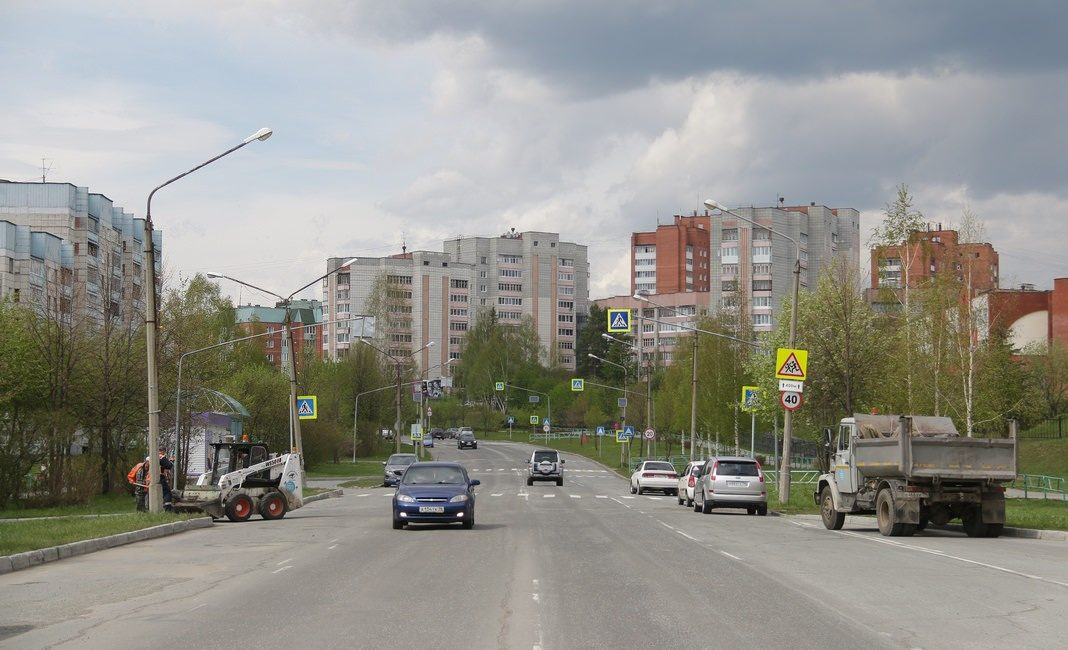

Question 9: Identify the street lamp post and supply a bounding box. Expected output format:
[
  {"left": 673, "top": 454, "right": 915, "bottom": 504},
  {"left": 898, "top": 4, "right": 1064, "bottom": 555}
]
[
  {"left": 207, "top": 260, "right": 356, "bottom": 462},
  {"left": 362, "top": 340, "right": 434, "bottom": 454},
  {"left": 705, "top": 199, "right": 801, "bottom": 504},
  {"left": 420, "top": 358, "right": 453, "bottom": 446},
  {"left": 353, "top": 380, "right": 420, "bottom": 463},
  {"left": 143, "top": 127, "right": 272, "bottom": 513}
]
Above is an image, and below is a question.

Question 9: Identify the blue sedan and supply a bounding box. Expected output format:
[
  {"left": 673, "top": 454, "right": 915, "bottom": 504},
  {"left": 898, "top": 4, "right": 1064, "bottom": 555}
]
[{"left": 392, "top": 462, "right": 479, "bottom": 529}]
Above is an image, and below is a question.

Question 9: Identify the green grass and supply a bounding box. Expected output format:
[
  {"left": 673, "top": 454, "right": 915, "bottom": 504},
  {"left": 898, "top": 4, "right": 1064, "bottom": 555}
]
[
  {"left": 339, "top": 477, "right": 386, "bottom": 489},
  {"left": 1018, "top": 438, "right": 1068, "bottom": 482},
  {"left": 0, "top": 493, "right": 134, "bottom": 519},
  {"left": 0, "top": 513, "right": 200, "bottom": 556}
]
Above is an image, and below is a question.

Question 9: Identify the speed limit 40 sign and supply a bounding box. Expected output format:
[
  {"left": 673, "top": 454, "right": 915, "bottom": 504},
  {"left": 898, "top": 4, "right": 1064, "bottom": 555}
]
[{"left": 780, "top": 390, "right": 803, "bottom": 412}]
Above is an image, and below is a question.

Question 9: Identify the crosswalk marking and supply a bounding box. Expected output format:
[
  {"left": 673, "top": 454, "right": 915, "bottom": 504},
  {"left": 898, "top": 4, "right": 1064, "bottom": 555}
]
[
  {"left": 543, "top": 494, "right": 555, "bottom": 498},
  {"left": 491, "top": 493, "right": 503, "bottom": 497},
  {"left": 569, "top": 495, "right": 581, "bottom": 499}
]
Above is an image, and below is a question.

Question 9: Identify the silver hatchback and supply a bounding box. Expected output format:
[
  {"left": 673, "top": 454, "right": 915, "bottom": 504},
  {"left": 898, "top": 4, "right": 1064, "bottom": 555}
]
[{"left": 693, "top": 456, "right": 767, "bottom": 516}]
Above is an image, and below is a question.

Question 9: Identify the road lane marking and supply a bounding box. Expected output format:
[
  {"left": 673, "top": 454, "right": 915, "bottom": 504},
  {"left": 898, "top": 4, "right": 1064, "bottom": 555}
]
[
  {"left": 720, "top": 551, "right": 741, "bottom": 561},
  {"left": 596, "top": 495, "right": 607, "bottom": 499},
  {"left": 492, "top": 493, "right": 504, "bottom": 497},
  {"left": 677, "top": 530, "right": 697, "bottom": 541},
  {"left": 329, "top": 538, "right": 339, "bottom": 543},
  {"left": 569, "top": 494, "right": 581, "bottom": 498},
  {"left": 622, "top": 496, "right": 636, "bottom": 500},
  {"left": 186, "top": 603, "right": 207, "bottom": 613},
  {"left": 356, "top": 494, "right": 369, "bottom": 497},
  {"left": 659, "top": 521, "right": 675, "bottom": 531},
  {"left": 837, "top": 529, "right": 1068, "bottom": 589},
  {"left": 328, "top": 544, "right": 338, "bottom": 550},
  {"left": 543, "top": 494, "right": 555, "bottom": 498},
  {"left": 610, "top": 498, "right": 631, "bottom": 508},
  {"left": 273, "top": 566, "right": 293, "bottom": 574},
  {"left": 277, "top": 558, "right": 293, "bottom": 566}
]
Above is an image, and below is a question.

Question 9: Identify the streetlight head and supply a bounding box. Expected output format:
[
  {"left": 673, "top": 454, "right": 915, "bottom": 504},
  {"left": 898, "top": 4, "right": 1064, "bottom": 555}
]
[
  {"left": 245, "top": 127, "right": 273, "bottom": 144},
  {"left": 633, "top": 291, "right": 649, "bottom": 302},
  {"left": 205, "top": 271, "right": 224, "bottom": 279},
  {"left": 601, "top": 333, "right": 612, "bottom": 340},
  {"left": 703, "top": 199, "right": 723, "bottom": 211},
  {"left": 587, "top": 353, "right": 597, "bottom": 359},
  {"left": 426, "top": 341, "right": 435, "bottom": 348},
  {"left": 340, "top": 257, "right": 358, "bottom": 267}
]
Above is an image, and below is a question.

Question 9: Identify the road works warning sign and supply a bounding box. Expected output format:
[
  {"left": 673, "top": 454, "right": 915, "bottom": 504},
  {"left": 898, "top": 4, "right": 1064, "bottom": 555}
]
[{"left": 775, "top": 348, "right": 808, "bottom": 380}]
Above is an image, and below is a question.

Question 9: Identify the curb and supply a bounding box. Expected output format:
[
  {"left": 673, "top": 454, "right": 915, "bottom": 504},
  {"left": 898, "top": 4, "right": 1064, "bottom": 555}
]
[
  {"left": 787, "top": 513, "right": 1068, "bottom": 541},
  {"left": 303, "top": 488, "right": 344, "bottom": 504},
  {"left": 0, "top": 517, "right": 214, "bottom": 575}
]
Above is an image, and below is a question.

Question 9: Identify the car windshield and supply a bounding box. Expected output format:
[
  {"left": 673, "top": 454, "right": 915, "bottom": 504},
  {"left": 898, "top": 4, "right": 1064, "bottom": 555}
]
[
  {"left": 645, "top": 462, "right": 675, "bottom": 472},
  {"left": 717, "top": 461, "right": 758, "bottom": 476},
  {"left": 387, "top": 455, "right": 416, "bottom": 466},
  {"left": 402, "top": 466, "right": 467, "bottom": 485},
  {"left": 533, "top": 451, "right": 557, "bottom": 462},
  {"left": 460, "top": 433, "right": 474, "bottom": 440}
]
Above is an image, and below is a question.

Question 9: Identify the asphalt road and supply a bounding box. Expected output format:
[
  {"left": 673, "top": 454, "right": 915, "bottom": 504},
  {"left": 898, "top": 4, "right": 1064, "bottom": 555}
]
[{"left": 2, "top": 440, "right": 1066, "bottom": 649}]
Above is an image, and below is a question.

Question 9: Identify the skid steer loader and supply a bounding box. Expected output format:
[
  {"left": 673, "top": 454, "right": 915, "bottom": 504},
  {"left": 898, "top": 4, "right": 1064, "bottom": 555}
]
[{"left": 174, "top": 438, "right": 303, "bottom": 522}]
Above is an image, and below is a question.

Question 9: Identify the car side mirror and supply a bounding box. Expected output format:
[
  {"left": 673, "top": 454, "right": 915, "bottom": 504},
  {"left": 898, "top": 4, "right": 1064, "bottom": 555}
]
[
  {"left": 470, "top": 479, "right": 481, "bottom": 487},
  {"left": 822, "top": 427, "right": 833, "bottom": 448}
]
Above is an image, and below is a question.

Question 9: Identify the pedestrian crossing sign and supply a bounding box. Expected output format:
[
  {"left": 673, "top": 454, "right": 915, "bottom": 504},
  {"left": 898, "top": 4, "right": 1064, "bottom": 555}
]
[
  {"left": 571, "top": 378, "right": 584, "bottom": 391},
  {"left": 296, "top": 396, "right": 317, "bottom": 420},
  {"left": 529, "top": 415, "right": 539, "bottom": 425},
  {"left": 607, "top": 309, "right": 631, "bottom": 333},
  {"left": 775, "top": 348, "right": 808, "bottom": 380}
]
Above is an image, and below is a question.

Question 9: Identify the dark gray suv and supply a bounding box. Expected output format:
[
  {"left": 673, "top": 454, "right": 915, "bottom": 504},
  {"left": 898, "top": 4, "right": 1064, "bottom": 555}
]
[{"left": 527, "top": 449, "right": 564, "bottom": 486}]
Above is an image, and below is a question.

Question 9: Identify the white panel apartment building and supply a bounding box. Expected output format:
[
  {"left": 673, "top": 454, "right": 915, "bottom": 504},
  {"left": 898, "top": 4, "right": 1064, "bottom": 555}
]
[
  {"left": 322, "top": 231, "right": 589, "bottom": 371},
  {"left": 710, "top": 203, "right": 860, "bottom": 332},
  {"left": 0, "top": 181, "right": 155, "bottom": 324}
]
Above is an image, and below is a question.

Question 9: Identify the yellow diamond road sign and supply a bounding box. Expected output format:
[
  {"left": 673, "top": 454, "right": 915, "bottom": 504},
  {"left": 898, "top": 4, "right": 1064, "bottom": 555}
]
[{"left": 775, "top": 348, "right": 808, "bottom": 381}]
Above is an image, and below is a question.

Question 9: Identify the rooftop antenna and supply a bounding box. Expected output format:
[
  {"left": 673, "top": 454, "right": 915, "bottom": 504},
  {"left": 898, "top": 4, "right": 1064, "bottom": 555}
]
[
  {"left": 778, "top": 195, "right": 785, "bottom": 208},
  {"left": 401, "top": 232, "right": 407, "bottom": 255},
  {"left": 40, "top": 158, "right": 54, "bottom": 183}
]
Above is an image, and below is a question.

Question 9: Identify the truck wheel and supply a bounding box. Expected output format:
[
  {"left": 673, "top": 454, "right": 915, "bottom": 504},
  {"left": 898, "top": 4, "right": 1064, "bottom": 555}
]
[
  {"left": 984, "top": 523, "right": 1004, "bottom": 538},
  {"left": 876, "top": 489, "right": 906, "bottom": 536},
  {"left": 224, "top": 494, "right": 254, "bottom": 522},
  {"left": 820, "top": 487, "right": 846, "bottom": 530},
  {"left": 259, "top": 492, "right": 287, "bottom": 520},
  {"left": 916, "top": 513, "right": 929, "bottom": 532},
  {"left": 526, "top": 477, "right": 533, "bottom": 486},
  {"left": 962, "top": 506, "right": 988, "bottom": 537}
]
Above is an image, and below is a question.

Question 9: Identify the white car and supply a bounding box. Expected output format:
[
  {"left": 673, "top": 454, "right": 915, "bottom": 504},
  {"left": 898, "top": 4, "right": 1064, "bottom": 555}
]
[
  {"left": 676, "top": 460, "right": 706, "bottom": 507},
  {"left": 629, "top": 460, "right": 679, "bottom": 495}
]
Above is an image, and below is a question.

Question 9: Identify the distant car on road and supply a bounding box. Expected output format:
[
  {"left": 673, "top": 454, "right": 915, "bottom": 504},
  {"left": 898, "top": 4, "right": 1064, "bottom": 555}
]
[
  {"left": 630, "top": 460, "right": 678, "bottom": 495},
  {"left": 423, "top": 435, "right": 434, "bottom": 448},
  {"left": 382, "top": 453, "right": 417, "bottom": 487},
  {"left": 430, "top": 428, "right": 446, "bottom": 439},
  {"left": 458, "top": 431, "right": 477, "bottom": 449},
  {"left": 458, "top": 426, "right": 474, "bottom": 438},
  {"left": 527, "top": 449, "right": 564, "bottom": 486},
  {"left": 392, "top": 462, "right": 479, "bottom": 529},
  {"left": 677, "top": 460, "right": 706, "bottom": 507},
  {"left": 693, "top": 456, "right": 767, "bottom": 516},
  {"left": 445, "top": 427, "right": 459, "bottom": 439}
]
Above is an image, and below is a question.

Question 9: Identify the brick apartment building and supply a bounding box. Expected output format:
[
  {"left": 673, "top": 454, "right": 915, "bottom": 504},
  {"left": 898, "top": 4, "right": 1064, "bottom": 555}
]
[
  {"left": 869, "top": 226, "right": 999, "bottom": 309},
  {"left": 631, "top": 213, "right": 711, "bottom": 295},
  {"left": 235, "top": 299, "right": 324, "bottom": 371},
  {"left": 977, "top": 278, "right": 1068, "bottom": 352}
]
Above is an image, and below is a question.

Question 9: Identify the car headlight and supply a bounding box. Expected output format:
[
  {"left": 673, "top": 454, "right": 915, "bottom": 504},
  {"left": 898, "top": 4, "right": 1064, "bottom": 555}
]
[
  {"left": 449, "top": 494, "right": 469, "bottom": 503},
  {"left": 397, "top": 494, "right": 416, "bottom": 503}
]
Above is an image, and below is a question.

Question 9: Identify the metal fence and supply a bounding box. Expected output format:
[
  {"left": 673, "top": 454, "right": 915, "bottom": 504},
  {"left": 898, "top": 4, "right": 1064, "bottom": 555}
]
[
  {"left": 1020, "top": 415, "right": 1068, "bottom": 439},
  {"left": 1011, "top": 474, "right": 1067, "bottom": 499}
]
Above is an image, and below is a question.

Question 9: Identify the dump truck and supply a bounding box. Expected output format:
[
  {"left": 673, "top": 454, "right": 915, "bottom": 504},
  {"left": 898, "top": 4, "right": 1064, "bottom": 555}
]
[
  {"left": 174, "top": 438, "right": 304, "bottom": 522},
  {"left": 815, "top": 414, "right": 1017, "bottom": 537}
]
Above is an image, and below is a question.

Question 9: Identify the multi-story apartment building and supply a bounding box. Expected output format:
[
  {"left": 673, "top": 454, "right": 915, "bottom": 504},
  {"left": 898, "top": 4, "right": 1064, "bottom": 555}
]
[
  {"left": 869, "top": 226, "right": 999, "bottom": 310},
  {"left": 709, "top": 203, "right": 861, "bottom": 332},
  {"left": 0, "top": 181, "right": 156, "bottom": 324},
  {"left": 322, "top": 251, "right": 473, "bottom": 374},
  {"left": 594, "top": 292, "right": 710, "bottom": 367},
  {"left": 444, "top": 230, "right": 590, "bottom": 369},
  {"left": 235, "top": 299, "right": 324, "bottom": 371},
  {"left": 322, "top": 230, "right": 589, "bottom": 371},
  {"left": 630, "top": 213, "right": 711, "bottom": 295}
]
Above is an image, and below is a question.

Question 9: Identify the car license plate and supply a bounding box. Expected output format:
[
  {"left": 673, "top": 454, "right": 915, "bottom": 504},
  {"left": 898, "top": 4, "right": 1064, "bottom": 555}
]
[
  {"left": 727, "top": 481, "right": 748, "bottom": 487},
  {"left": 418, "top": 506, "right": 445, "bottom": 513}
]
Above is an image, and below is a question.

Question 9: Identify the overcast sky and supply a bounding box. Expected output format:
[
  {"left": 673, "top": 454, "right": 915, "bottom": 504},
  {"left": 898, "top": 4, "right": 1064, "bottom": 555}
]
[{"left": 2, "top": 0, "right": 1066, "bottom": 305}]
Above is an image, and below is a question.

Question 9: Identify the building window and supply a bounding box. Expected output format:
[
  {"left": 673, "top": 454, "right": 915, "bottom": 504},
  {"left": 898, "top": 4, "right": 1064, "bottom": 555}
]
[
  {"left": 387, "top": 275, "right": 412, "bottom": 285},
  {"left": 450, "top": 279, "right": 468, "bottom": 289},
  {"left": 557, "top": 328, "right": 574, "bottom": 337},
  {"left": 721, "top": 264, "right": 738, "bottom": 276},
  {"left": 558, "top": 314, "right": 574, "bottom": 323},
  {"left": 722, "top": 228, "right": 738, "bottom": 241},
  {"left": 559, "top": 286, "right": 575, "bottom": 295},
  {"left": 449, "top": 308, "right": 468, "bottom": 317},
  {"left": 498, "top": 254, "right": 523, "bottom": 264},
  {"left": 449, "top": 322, "right": 469, "bottom": 331},
  {"left": 722, "top": 280, "right": 738, "bottom": 292},
  {"left": 449, "top": 336, "right": 464, "bottom": 345},
  {"left": 752, "top": 263, "right": 771, "bottom": 275},
  {"left": 558, "top": 300, "right": 573, "bottom": 310},
  {"left": 752, "top": 296, "right": 771, "bottom": 307},
  {"left": 499, "top": 269, "right": 523, "bottom": 278},
  {"left": 753, "top": 280, "right": 772, "bottom": 291},
  {"left": 498, "top": 282, "right": 522, "bottom": 292},
  {"left": 559, "top": 258, "right": 574, "bottom": 267},
  {"left": 753, "top": 314, "right": 771, "bottom": 326},
  {"left": 498, "top": 296, "right": 523, "bottom": 306},
  {"left": 753, "top": 228, "right": 771, "bottom": 241},
  {"left": 559, "top": 341, "right": 574, "bottom": 350},
  {"left": 558, "top": 272, "right": 574, "bottom": 281},
  {"left": 450, "top": 294, "right": 468, "bottom": 303}
]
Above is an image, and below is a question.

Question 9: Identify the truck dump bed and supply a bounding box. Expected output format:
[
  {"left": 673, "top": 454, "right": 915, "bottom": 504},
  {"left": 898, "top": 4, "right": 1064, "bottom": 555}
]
[{"left": 852, "top": 414, "right": 1017, "bottom": 481}]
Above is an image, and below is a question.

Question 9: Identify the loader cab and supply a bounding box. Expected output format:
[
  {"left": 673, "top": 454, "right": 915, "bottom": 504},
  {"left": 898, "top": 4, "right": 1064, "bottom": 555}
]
[
  {"left": 208, "top": 441, "right": 270, "bottom": 484},
  {"left": 833, "top": 420, "right": 858, "bottom": 493}
]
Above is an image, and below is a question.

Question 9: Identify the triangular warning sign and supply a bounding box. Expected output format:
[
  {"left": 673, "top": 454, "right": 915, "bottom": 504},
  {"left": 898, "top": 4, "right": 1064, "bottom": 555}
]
[
  {"left": 610, "top": 312, "right": 628, "bottom": 329},
  {"left": 298, "top": 401, "right": 313, "bottom": 415},
  {"left": 777, "top": 353, "right": 805, "bottom": 379}
]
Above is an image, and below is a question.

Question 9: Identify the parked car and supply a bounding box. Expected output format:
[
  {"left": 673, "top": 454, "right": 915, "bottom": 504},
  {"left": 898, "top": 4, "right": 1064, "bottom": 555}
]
[
  {"left": 423, "top": 435, "right": 434, "bottom": 448},
  {"left": 527, "top": 449, "right": 564, "bottom": 486},
  {"left": 458, "top": 431, "right": 478, "bottom": 449},
  {"left": 630, "top": 460, "right": 679, "bottom": 495},
  {"left": 693, "top": 456, "right": 767, "bottom": 515},
  {"left": 430, "top": 428, "right": 446, "bottom": 439},
  {"left": 445, "top": 427, "right": 459, "bottom": 439},
  {"left": 458, "top": 426, "right": 475, "bottom": 438},
  {"left": 382, "top": 453, "right": 418, "bottom": 487},
  {"left": 676, "top": 460, "right": 706, "bottom": 507},
  {"left": 392, "top": 462, "right": 479, "bottom": 529}
]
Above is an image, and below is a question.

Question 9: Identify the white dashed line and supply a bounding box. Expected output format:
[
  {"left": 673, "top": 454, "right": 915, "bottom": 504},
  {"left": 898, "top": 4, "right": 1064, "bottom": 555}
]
[
  {"left": 543, "top": 494, "right": 555, "bottom": 498},
  {"left": 676, "top": 530, "right": 697, "bottom": 541},
  {"left": 277, "top": 558, "right": 293, "bottom": 566},
  {"left": 328, "top": 544, "right": 338, "bottom": 550},
  {"left": 492, "top": 493, "right": 504, "bottom": 497},
  {"left": 569, "top": 494, "right": 581, "bottom": 499},
  {"left": 596, "top": 495, "right": 607, "bottom": 499},
  {"left": 720, "top": 551, "right": 741, "bottom": 561},
  {"left": 273, "top": 565, "right": 293, "bottom": 574}
]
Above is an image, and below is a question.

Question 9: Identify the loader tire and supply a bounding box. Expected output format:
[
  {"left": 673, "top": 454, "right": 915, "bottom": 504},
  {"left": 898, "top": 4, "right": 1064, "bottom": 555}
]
[
  {"left": 259, "top": 492, "right": 288, "bottom": 520},
  {"left": 224, "top": 494, "right": 254, "bottom": 522}
]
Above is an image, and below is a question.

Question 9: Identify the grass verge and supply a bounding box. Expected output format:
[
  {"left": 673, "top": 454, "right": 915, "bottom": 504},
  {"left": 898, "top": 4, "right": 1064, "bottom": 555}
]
[
  {"left": 0, "top": 513, "right": 200, "bottom": 556},
  {"left": 339, "top": 477, "right": 386, "bottom": 489}
]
